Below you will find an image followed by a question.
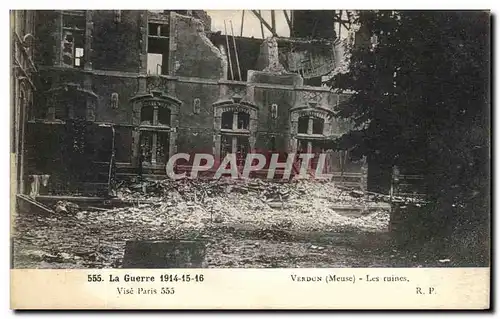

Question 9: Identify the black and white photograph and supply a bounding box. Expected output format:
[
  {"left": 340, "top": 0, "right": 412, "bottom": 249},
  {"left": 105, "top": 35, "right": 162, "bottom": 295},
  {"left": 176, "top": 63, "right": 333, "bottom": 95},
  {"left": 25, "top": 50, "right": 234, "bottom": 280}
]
[{"left": 10, "top": 8, "right": 490, "bottom": 274}]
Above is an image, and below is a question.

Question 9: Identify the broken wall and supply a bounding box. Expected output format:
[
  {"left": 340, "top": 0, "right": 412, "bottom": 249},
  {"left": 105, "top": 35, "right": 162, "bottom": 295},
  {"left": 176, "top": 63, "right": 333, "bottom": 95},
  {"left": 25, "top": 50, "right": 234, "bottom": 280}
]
[
  {"left": 208, "top": 34, "right": 262, "bottom": 81},
  {"left": 277, "top": 38, "right": 344, "bottom": 82},
  {"left": 169, "top": 13, "right": 226, "bottom": 79}
]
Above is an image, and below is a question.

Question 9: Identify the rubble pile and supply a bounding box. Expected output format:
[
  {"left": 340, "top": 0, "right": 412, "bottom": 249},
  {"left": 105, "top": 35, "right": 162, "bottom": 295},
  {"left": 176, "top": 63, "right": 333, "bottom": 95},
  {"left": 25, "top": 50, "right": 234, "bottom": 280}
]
[
  {"left": 13, "top": 178, "right": 391, "bottom": 268},
  {"left": 112, "top": 178, "right": 390, "bottom": 233}
]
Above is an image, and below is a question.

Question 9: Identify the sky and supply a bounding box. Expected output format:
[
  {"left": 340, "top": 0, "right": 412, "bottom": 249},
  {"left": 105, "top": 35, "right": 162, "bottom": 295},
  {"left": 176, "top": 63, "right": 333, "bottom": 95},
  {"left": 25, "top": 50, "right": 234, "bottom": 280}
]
[{"left": 207, "top": 10, "right": 290, "bottom": 39}]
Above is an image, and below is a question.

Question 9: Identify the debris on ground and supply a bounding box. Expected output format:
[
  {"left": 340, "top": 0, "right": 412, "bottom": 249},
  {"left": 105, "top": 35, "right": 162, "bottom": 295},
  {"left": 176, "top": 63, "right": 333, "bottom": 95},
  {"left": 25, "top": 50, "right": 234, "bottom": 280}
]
[
  {"left": 54, "top": 201, "right": 80, "bottom": 215},
  {"left": 13, "top": 178, "right": 397, "bottom": 269}
]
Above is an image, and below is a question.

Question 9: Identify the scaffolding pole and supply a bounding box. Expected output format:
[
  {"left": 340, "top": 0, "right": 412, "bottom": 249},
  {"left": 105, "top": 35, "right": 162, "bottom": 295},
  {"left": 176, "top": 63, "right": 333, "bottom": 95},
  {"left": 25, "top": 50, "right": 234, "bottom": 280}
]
[
  {"left": 224, "top": 20, "right": 234, "bottom": 80},
  {"left": 271, "top": 10, "right": 276, "bottom": 35},
  {"left": 240, "top": 10, "right": 245, "bottom": 36},
  {"left": 283, "top": 10, "right": 291, "bottom": 31},
  {"left": 252, "top": 10, "right": 273, "bottom": 38},
  {"left": 230, "top": 21, "right": 242, "bottom": 81}
]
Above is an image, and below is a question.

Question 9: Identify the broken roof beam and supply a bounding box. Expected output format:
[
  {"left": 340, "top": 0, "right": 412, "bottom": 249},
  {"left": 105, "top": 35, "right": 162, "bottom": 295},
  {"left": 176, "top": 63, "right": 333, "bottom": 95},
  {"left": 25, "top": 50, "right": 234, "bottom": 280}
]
[
  {"left": 276, "top": 36, "right": 335, "bottom": 46},
  {"left": 283, "top": 10, "right": 292, "bottom": 31},
  {"left": 271, "top": 10, "right": 276, "bottom": 35},
  {"left": 240, "top": 10, "right": 245, "bottom": 36},
  {"left": 259, "top": 10, "right": 265, "bottom": 39},
  {"left": 251, "top": 10, "right": 278, "bottom": 37},
  {"left": 333, "top": 12, "right": 352, "bottom": 30}
]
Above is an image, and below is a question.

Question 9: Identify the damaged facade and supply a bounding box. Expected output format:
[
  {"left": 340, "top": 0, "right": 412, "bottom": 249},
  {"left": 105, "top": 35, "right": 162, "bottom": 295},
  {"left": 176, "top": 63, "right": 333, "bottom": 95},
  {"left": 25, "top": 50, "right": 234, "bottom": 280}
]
[{"left": 12, "top": 10, "right": 367, "bottom": 198}]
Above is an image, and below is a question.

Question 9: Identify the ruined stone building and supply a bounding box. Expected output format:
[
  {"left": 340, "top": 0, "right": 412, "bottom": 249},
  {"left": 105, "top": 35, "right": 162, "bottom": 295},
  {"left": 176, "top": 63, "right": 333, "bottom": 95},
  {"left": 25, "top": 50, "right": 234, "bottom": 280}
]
[{"left": 11, "top": 10, "right": 367, "bottom": 198}]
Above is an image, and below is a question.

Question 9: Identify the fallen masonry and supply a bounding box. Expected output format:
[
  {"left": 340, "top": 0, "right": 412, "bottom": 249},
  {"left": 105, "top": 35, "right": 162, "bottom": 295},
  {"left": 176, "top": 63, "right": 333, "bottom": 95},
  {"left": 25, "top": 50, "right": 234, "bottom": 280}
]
[
  {"left": 112, "top": 178, "right": 391, "bottom": 233},
  {"left": 13, "top": 178, "right": 394, "bottom": 269}
]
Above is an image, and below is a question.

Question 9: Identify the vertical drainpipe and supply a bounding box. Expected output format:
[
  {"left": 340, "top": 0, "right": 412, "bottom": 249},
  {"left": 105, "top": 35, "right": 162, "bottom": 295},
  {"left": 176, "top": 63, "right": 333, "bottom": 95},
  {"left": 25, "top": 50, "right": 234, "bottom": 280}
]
[
  {"left": 84, "top": 10, "right": 95, "bottom": 121},
  {"left": 132, "top": 11, "right": 149, "bottom": 168},
  {"left": 54, "top": 11, "right": 63, "bottom": 66},
  {"left": 168, "top": 12, "right": 177, "bottom": 76},
  {"left": 139, "top": 10, "right": 148, "bottom": 76},
  {"left": 167, "top": 12, "right": 179, "bottom": 159},
  {"left": 108, "top": 125, "right": 116, "bottom": 196},
  {"left": 84, "top": 10, "right": 93, "bottom": 71}
]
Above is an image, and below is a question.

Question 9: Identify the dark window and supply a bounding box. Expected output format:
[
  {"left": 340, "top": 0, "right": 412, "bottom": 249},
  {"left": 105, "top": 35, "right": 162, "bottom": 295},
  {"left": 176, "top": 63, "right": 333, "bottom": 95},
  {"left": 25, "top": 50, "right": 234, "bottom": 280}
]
[
  {"left": 221, "top": 111, "right": 233, "bottom": 129},
  {"left": 148, "top": 23, "right": 168, "bottom": 36},
  {"left": 298, "top": 116, "right": 309, "bottom": 134},
  {"left": 63, "top": 14, "right": 85, "bottom": 29},
  {"left": 237, "top": 112, "right": 249, "bottom": 130},
  {"left": 158, "top": 107, "right": 171, "bottom": 126},
  {"left": 140, "top": 105, "right": 154, "bottom": 125},
  {"left": 312, "top": 117, "right": 324, "bottom": 134}
]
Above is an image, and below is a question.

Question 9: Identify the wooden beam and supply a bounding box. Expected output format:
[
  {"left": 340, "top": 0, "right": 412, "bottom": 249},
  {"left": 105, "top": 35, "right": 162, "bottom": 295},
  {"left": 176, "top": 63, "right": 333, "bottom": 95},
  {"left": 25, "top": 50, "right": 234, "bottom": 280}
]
[
  {"left": 259, "top": 10, "right": 265, "bottom": 39},
  {"left": 346, "top": 11, "right": 353, "bottom": 30},
  {"left": 224, "top": 21, "right": 234, "bottom": 80},
  {"left": 283, "top": 10, "right": 291, "bottom": 31},
  {"left": 230, "top": 20, "right": 242, "bottom": 81},
  {"left": 338, "top": 10, "right": 342, "bottom": 38},
  {"left": 334, "top": 13, "right": 351, "bottom": 29},
  {"left": 271, "top": 10, "right": 276, "bottom": 34},
  {"left": 240, "top": 10, "right": 245, "bottom": 36},
  {"left": 251, "top": 10, "right": 277, "bottom": 37}
]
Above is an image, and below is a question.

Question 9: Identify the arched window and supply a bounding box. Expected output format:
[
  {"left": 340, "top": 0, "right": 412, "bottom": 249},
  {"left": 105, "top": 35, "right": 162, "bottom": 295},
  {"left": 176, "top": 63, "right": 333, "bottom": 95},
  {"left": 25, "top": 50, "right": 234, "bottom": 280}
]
[
  {"left": 47, "top": 85, "right": 97, "bottom": 121},
  {"left": 213, "top": 100, "right": 258, "bottom": 163}
]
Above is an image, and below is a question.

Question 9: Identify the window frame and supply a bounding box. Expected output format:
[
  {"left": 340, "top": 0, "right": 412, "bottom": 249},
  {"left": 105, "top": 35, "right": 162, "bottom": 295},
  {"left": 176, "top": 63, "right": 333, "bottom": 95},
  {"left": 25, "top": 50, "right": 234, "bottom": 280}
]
[
  {"left": 61, "top": 10, "right": 86, "bottom": 69},
  {"left": 138, "top": 100, "right": 173, "bottom": 165}
]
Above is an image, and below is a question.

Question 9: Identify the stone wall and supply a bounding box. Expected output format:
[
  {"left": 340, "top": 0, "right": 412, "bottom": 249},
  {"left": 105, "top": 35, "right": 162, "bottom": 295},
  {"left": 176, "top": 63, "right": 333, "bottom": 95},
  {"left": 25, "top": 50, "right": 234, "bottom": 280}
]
[{"left": 92, "top": 10, "right": 144, "bottom": 72}]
